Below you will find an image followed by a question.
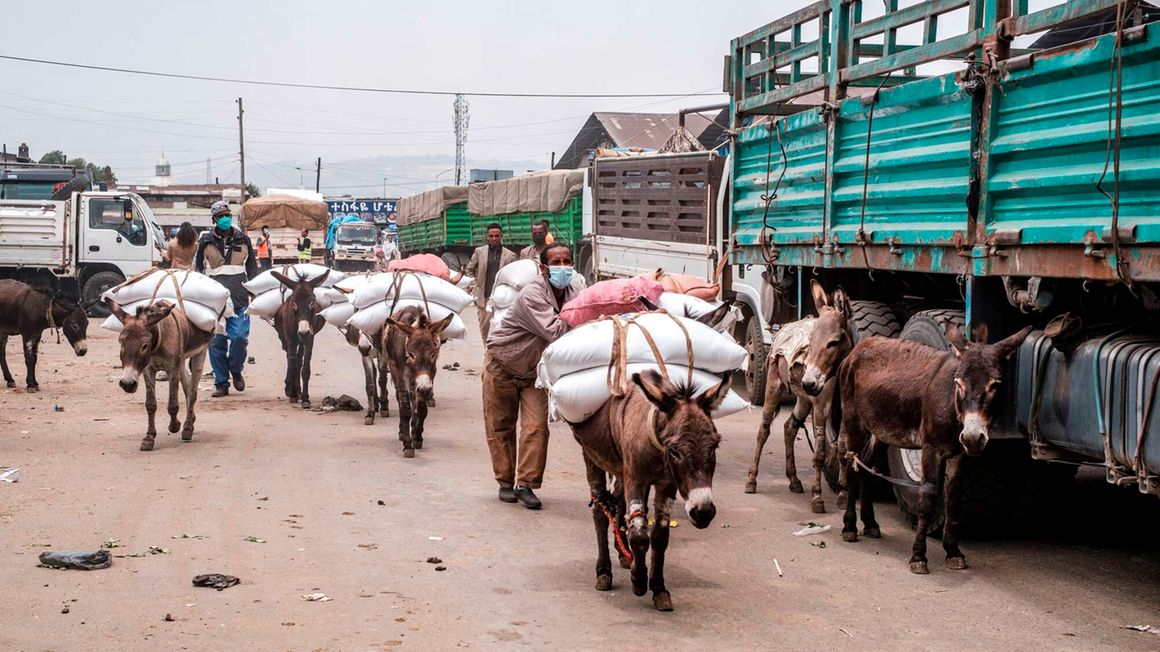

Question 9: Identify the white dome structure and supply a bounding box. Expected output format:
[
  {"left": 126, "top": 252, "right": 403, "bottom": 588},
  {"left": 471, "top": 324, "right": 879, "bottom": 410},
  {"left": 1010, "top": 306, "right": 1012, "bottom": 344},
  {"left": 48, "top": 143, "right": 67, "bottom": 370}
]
[{"left": 150, "top": 153, "right": 173, "bottom": 187}]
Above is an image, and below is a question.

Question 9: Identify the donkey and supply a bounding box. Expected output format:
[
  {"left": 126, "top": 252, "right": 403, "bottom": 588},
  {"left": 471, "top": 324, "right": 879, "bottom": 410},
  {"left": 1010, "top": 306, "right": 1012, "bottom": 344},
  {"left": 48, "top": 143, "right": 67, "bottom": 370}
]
[
  {"left": 570, "top": 369, "right": 731, "bottom": 611},
  {"left": 343, "top": 325, "right": 390, "bottom": 425},
  {"left": 106, "top": 299, "right": 213, "bottom": 451},
  {"left": 379, "top": 306, "right": 453, "bottom": 458},
  {"left": 271, "top": 270, "right": 330, "bottom": 409},
  {"left": 836, "top": 324, "right": 1031, "bottom": 574},
  {"left": 0, "top": 279, "right": 90, "bottom": 391},
  {"left": 745, "top": 281, "right": 852, "bottom": 515}
]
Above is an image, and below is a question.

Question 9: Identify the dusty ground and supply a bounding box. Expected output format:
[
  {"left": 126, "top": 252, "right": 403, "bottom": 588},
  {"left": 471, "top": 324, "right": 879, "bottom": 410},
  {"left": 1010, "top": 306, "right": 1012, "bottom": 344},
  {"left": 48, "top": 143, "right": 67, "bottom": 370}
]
[{"left": 1, "top": 313, "right": 1158, "bottom": 651}]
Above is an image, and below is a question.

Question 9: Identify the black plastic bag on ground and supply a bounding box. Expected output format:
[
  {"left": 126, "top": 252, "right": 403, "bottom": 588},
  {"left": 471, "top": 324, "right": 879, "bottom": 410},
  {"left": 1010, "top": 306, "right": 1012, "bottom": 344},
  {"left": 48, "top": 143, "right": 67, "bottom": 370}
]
[
  {"left": 38, "top": 550, "right": 112, "bottom": 570},
  {"left": 192, "top": 573, "right": 240, "bottom": 590}
]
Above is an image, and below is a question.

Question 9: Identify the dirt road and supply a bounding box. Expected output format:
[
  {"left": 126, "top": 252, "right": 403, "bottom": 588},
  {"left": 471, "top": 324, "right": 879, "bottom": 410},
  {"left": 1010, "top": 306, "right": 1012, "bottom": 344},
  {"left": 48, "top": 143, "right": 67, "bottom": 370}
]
[{"left": 1, "top": 315, "right": 1158, "bottom": 651}]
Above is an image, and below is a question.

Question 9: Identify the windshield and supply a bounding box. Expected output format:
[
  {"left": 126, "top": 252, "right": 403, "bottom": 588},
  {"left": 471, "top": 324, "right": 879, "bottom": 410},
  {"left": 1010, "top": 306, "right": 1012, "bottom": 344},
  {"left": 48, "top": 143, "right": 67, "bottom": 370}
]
[
  {"left": 127, "top": 197, "right": 166, "bottom": 252},
  {"left": 337, "top": 224, "right": 376, "bottom": 245},
  {"left": 0, "top": 179, "right": 59, "bottom": 200}
]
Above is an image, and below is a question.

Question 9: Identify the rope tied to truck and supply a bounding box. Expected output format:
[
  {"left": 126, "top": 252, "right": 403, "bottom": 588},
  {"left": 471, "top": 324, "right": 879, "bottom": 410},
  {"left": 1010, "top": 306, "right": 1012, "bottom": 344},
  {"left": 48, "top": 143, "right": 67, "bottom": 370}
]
[
  {"left": 1095, "top": 0, "right": 1139, "bottom": 294},
  {"left": 855, "top": 73, "right": 894, "bottom": 280}
]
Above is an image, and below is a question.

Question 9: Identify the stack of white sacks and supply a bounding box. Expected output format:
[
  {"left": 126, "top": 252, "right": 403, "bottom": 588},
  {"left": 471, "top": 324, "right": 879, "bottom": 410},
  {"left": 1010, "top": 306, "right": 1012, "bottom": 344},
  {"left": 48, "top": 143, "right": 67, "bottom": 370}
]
[
  {"left": 537, "top": 311, "right": 750, "bottom": 423},
  {"left": 319, "top": 273, "right": 383, "bottom": 329},
  {"left": 486, "top": 259, "right": 587, "bottom": 333},
  {"left": 101, "top": 269, "right": 232, "bottom": 333},
  {"left": 243, "top": 264, "right": 345, "bottom": 319},
  {"left": 341, "top": 272, "right": 474, "bottom": 339},
  {"left": 655, "top": 292, "right": 740, "bottom": 335}
]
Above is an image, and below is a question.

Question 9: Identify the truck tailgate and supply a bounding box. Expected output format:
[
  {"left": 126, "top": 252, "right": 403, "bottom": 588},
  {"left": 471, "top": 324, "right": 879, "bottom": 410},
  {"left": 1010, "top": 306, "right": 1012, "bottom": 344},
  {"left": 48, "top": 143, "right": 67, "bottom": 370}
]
[{"left": 0, "top": 199, "right": 69, "bottom": 269}]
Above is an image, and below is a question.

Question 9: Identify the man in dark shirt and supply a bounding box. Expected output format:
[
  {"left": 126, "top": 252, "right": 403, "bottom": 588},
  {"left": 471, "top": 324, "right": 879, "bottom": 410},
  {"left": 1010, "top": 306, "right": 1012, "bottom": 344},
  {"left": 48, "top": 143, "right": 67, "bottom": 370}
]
[
  {"left": 193, "top": 201, "right": 258, "bottom": 397},
  {"left": 457, "top": 223, "right": 517, "bottom": 341}
]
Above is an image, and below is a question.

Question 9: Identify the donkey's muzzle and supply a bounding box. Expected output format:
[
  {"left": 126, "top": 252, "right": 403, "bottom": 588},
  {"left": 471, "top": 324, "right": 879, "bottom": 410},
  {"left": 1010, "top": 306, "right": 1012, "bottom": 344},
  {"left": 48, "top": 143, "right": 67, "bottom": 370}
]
[
  {"left": 685, "top": 487, "right": 716, "bottom": 529},
  {"left": 119, "top": 378, "right": 139, "bottom": 393},
  {"left": 72, "top": 340, "right": 88, "bottom": 357}
]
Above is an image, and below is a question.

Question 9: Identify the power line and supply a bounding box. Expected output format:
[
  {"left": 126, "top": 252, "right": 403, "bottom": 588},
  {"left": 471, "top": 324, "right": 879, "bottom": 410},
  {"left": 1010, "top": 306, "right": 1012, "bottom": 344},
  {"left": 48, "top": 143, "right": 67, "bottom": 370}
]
[{"left": 0, "top": 53, "right": 724, "bottom": 99}]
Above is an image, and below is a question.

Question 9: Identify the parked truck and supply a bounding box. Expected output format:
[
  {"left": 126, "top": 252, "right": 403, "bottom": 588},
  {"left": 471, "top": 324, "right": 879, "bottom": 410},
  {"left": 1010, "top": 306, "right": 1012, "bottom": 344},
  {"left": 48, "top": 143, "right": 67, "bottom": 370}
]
[
  {"left": 0, "top": 183, "right": 166, "bottom": 315},
  {"left": 324, "top": 217, "right": 378, "bottom": 271},
  {"left": 725, "top": 0, "right": 1160, "bottom": 527},
  {"left": 395, "top": 170, "right": 589, "bottom": 272}
]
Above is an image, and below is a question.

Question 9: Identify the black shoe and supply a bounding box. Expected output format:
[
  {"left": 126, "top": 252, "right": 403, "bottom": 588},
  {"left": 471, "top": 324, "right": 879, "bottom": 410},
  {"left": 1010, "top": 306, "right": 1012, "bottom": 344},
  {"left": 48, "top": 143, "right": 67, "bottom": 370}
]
[
  {"left": 514, "top": 486, "right": 542, "bottom": 510},
  {"left": 233, "top": 375, "right": 246, "bottom": 392},
  {"left": 498, "top": 487, "right": 517, "bottom": 504},
  {"left": 211, "top": 386, "right": 229, "bottom": 398}
]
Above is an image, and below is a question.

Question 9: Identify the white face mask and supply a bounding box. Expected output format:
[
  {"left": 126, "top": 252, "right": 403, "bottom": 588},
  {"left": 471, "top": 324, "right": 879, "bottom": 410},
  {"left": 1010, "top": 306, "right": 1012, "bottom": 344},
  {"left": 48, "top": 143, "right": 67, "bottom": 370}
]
[{"left": 547, "top": 265, "right": 574, "bottom": 289}]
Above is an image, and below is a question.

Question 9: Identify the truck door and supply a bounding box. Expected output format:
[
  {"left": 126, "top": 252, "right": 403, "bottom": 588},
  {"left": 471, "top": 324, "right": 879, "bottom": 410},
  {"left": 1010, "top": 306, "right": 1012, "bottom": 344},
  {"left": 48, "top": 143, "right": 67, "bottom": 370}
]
[{"left": 79, "top": 196, "right": 155, "bottom": 277}]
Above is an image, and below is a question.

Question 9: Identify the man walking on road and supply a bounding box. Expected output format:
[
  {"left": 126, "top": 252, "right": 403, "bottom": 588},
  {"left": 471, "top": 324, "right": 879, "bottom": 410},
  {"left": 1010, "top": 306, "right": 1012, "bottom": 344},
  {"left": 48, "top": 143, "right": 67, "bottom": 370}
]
[
  {"left": 519, "top": 221, "right": 550, "bottom": 260},
  {"left": 459, "top": 223, "right": 517, "bottom": 341},
  {"left": 483, "top": 243, "right": 579, "bottom": 509},
  {"left": 194, "top": 201, "right": 259, "bottom": 398},
  {"left": 255, "top": 225, "right": 274, "bottom": 270}
]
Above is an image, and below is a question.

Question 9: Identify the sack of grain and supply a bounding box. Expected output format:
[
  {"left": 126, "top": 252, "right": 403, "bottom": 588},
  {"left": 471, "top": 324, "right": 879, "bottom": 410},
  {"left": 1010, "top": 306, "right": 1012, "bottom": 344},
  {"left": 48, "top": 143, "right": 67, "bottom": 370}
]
[
  {"left": 101, "top": 269, "right": 230, "bottom": 333},
  {"left": 655, "top": 292, "right": 738, "bottom": 335},
  {"left": 350, "top": 272, "right": 472, "bottom": 313},
  {"left": 387, "top": 253, "right": 450, "bottom": 281},
  {"left": 546, "top": 364, "right": 748, "bottom": 423},
  {"left": 640, "top": 269, "right": 719, "bottom": 301},
  {"left": 494, "top": 259, "right": 541, "bottom": 289},
  {"left": 347, "top": 298, "right": 461, "bottom": 334},
  {"left": 538, "top": 312, "right": 746, "bottom": 385},
  {"left": 488, "top": 283, "right": 520, "bottom": 311},
  {"left": 559, "top": 277, "right": 664, "bottom": 327},
  {"left": 248, "top": 286, "right": 335, "bottom": 319},
  {"left": 101, "top": 299, "right": 225, "bottom": 335},
  {"left": 243, "top": 263, "right": 345, "bottom": 295}
]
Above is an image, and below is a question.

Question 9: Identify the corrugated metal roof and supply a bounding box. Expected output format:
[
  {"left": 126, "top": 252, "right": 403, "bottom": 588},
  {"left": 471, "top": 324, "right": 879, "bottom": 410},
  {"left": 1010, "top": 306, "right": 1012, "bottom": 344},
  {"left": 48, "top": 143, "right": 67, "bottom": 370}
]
[{"left": 555, "top": 111, "right": 728, "bottom": 169}]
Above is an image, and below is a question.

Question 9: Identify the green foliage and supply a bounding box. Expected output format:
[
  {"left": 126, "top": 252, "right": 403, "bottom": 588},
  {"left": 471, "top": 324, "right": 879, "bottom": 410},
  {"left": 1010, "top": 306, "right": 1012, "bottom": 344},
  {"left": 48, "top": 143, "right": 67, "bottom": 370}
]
[
  {"left": 245, "top": 183, "right": 261, "bottom": 198},
  {"left": 38, "top": 150, "right": 117, "bottom": 184}
]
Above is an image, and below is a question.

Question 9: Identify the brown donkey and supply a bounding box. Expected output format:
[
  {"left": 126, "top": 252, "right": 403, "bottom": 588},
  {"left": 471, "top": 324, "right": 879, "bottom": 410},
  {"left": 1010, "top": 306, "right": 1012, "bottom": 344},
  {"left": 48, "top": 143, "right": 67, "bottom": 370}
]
[
  {"left": 0, "top": 279, "right": 90, "bottom": 391},
  {"left": 570, "top": 369, "right": 731, "bottom": 611},
  {"left": 745, "top": 281, "right": 852, "bottom": 514},
  {"left": 344, "top": 326, "right": 390, "bottom": 425},
  {"left": 271, "top": 270, "right": 329, "bottom": 409},
  {"left": 106, "top": 299, "right": 212, "bottom": 451},
  {"left": 379, "top": 306, "right": 453, "bottom": 458},
  {"left": 837, "top": 324, "right": 1031, "bottom": 574}
]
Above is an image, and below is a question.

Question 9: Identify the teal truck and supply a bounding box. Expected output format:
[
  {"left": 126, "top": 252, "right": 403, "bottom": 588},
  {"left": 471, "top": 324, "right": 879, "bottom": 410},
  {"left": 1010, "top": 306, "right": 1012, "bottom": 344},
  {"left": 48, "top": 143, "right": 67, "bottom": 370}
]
[
  {"left": 726, "top": 1, "right": 1160, "bottom": 525},
  {"left": 396, "top": 170, "right": 589, "bottom": 270}
]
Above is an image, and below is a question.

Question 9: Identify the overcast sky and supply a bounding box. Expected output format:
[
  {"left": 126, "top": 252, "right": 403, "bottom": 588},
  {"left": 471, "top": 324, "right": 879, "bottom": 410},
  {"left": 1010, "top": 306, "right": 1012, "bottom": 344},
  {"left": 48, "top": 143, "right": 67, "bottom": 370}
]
[
  {"left": 0, "top": 0, "right": 808, "bottom": 193},
  {"left": 0, "top": 0, "right": 1056, "bottom": 195}
]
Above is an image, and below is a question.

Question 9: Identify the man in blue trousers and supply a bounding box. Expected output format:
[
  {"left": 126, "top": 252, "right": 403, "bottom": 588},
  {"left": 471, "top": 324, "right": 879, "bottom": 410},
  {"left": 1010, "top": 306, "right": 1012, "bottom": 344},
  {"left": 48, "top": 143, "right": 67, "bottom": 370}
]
[{"left": 193, "top": 200, "right": 258, "bottom": 397}]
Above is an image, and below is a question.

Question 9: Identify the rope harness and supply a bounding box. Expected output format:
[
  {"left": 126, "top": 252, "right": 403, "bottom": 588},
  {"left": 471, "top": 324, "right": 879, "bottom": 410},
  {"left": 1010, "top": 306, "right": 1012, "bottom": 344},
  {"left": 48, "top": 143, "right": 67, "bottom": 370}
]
[
  {"left": 589, "top": 490, "right": 634, "bottom": 565},
  {"left": 848, "top": 451, "right": 923, "bottom": 489}
]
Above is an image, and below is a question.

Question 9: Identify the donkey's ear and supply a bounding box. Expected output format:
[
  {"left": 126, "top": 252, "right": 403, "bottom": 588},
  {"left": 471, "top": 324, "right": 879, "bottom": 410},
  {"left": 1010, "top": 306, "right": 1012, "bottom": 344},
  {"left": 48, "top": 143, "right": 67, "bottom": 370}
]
[
  {"left": 633, "top": 370, "right": 678, "bottom": 413},
  {"left": 270, "top": 271, "right": 297, "bottom": 290},
  {"left": 947, "top": 326, "right": 968, "bottom": 358},
  {"left": 428, "top": 314, "right": 455, "bottom": 336},
  {"left": 832, "top": 287, "right": 852, "bottom": 320},
  {"left": 333, "top": 285, "right": 353, "bottom": 295},
  {"left": 810, "top": 279, "right": 829, "bottom": 310},
  {"left": 387, "top": 317, "right": 416, "bottom": 336},
  {"left": 104, "top": 297, "right": 130, "bottom": 324},
  {"left": 307, "top": 269, "right": 330, "bottom": 290},
  {"left": 993, "top": 325, "right": 1032, "bottom": 359},
  {"left": 143, "top": 300, "right": 176, "bottom": 327},
  {"left": 697, "top": 373, "right": 733, "bottom": 413},
  {"left": 697, "top": 302, "right": 732, "bottom": 328}
]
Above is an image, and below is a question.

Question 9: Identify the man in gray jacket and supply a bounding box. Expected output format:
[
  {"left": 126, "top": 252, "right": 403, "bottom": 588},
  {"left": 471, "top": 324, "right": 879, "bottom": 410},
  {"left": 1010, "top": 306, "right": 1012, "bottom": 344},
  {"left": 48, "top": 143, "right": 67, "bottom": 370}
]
[{"left": 459, "top": 223, "right": 517, "bottom": 341}]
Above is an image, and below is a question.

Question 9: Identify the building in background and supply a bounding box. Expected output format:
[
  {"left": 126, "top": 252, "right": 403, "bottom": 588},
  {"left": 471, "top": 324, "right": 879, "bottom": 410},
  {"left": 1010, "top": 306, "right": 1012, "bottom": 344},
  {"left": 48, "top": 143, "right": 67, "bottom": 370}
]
[
  {"left": 149, "top": 155, "right": 174, "bottom": 187},
  {"left": 469, "top": 169, "right": 514, "bottom": 183},
  {"left": 123, "top": 183, "right": 244, "bottom": 231},
  {"left": 553, "top": 111, "right": 729, "bottom": 170}
]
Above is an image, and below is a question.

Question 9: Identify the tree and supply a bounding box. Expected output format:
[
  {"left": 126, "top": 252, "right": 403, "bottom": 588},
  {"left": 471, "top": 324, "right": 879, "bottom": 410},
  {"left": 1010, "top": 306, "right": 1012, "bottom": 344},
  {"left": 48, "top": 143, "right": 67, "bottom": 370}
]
[
  {"left": 245, "top": 183, "right": 261, "bottom": 198},
  {"left": 38, "top": 150, "right": 117, "bottom": 185}
]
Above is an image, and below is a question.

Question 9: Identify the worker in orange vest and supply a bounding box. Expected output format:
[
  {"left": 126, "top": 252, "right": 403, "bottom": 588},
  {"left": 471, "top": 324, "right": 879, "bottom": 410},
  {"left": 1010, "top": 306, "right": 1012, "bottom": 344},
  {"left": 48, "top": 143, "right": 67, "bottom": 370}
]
[{"left": 255, "top": 225, "right": 274, "bottom": 270}]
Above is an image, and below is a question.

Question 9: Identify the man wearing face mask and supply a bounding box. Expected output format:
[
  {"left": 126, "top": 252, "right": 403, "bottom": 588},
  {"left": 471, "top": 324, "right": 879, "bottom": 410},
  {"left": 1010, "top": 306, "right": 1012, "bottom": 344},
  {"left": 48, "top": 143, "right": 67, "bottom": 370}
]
[
  {"left": 193, "top": 201, "right": 259, "bottom": 397},
  {"left": 519, "top": 221, "right": 550, "bottom": 260},
  {"left": 483, "top": 243, "right": 579, "bottom": 509}
]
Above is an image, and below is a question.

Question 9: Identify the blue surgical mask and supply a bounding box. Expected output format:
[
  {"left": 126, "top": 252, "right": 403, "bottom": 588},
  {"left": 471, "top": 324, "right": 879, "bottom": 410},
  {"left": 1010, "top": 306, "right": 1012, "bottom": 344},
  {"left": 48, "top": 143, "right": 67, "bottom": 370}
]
[
  {"left": 547, "top": 265, "right": 574, "bottom": 289},
  {"left": 215, "top": 216, "right": 232, "bottom": 231}
]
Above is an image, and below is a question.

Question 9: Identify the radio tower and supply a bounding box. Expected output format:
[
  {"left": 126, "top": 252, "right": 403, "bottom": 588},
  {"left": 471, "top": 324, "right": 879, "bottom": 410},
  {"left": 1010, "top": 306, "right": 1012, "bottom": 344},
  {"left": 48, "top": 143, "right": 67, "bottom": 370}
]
[
  {"left": 453, "top": 94, "right": 469, "bottom": 185},
  {"left": 205, "top": 157, "right": 212, "bottom": 184}
]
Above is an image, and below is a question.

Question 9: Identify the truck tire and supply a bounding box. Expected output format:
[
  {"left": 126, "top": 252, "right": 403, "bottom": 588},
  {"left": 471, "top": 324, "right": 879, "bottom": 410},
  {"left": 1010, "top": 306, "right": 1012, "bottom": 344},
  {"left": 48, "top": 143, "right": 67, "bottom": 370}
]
[
  {"left": 81, "top": 271, "right": 125, "bottom": 317},
  {"left": 50, "top": 176, "right": 91, "bottom": 201},
  {"left": 739, "top": 312, "right": 769, "bottom": 406},
  {"left": 848, "top": 300, "right": 901, "bottom": 342}
]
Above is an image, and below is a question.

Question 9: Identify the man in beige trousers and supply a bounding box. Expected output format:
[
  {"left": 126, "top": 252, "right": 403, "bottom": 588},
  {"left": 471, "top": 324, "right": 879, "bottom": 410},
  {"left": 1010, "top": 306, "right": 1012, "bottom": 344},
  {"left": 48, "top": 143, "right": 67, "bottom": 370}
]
[{"left": 484, "top": 243, "right": 579, "bottom": 509}]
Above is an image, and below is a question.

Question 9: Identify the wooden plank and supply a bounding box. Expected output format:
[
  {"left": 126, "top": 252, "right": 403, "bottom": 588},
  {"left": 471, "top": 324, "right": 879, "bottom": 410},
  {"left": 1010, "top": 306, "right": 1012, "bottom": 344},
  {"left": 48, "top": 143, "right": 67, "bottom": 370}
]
[
  {"left": 735, "top": 1, "right": 827, "bottom": 48},
  {"left": 839, "top": 30, "right": 982, "bottom": 83},
  {"left": 1005, "top": 0, "right": 1122, "bottom": 37},
  {"left": 738, "top": 74, "right": 828, "bottom": 113},
  {"left": 852, "top": 0, "right": 969, "bottom": 40}
]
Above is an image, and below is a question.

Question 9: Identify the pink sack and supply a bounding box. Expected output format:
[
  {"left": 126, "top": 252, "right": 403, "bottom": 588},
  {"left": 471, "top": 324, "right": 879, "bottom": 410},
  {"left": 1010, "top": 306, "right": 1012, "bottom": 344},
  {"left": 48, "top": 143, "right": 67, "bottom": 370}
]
[
  {"left": 639, "top": 270, "right": 720, "bottom": 301},
  {"left": 560, "top": 277, "right": 664, "bottom": 327},
  {"left": 388, "top": 254, "right": 450, "bottom": 281}
]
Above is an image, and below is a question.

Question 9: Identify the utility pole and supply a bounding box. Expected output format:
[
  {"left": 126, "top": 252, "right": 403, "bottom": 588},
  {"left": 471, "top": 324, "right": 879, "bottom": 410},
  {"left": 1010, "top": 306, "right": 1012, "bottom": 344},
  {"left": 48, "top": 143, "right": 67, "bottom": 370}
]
[
  {"left": 236, "top": 97, "right": 246, "bottom": 202},
  {"left": 382, "top": 177, "right": 387, "bottom": 198},
  {"left": 205, "top": 157, "right": 211, "bottom": 184},
  {"left": 453, "top": 94, "right": 469, "bottom": 185},
  {"left": 550, "top": 151, "right": 556, "bottom": 169},
  {"left": 315, "top": 157, "right": 321, "bottom": 193}
]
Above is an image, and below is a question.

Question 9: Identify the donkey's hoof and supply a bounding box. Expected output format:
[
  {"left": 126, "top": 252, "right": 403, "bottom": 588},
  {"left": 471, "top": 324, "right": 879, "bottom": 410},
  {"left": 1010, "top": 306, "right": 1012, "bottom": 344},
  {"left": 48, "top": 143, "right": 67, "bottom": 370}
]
[
  {"left": 743, "top": 480, "right": 757, "bottom": 494},
  {"left": 862, "top": 527, "right": 881, "bottom": 539},
  {"left": 836, "top": 494, "right": 849, "bottom": 510},
  {"left": 788, "top": 479, "right": 804, "bottom": 494},
  {"left": 380, "top": 407, "right": 389, "bottom": 417},
  {"left": 168, "top": 421, "right": 181, "bottom": 434},
  {"left": 26, "top": 385, "right": 39, "bottom": 393},
  {"left": 595, "top": 574, "right": 613, "bottom": 591},
  {"left": 139, "top": 439, "right": 155, "bottom": 451},
  {"left": 181, "top": 430, "right": 193, "bottom": 442},
  {"left": 653, "top": 591, "right": 673, "bottom": 612},
  {"left": 810, "top": 498, "right": 826, "bottom": 514},
  {"left": 946, "top": 556, "right": 968, "bottom": 571},
  {"left": 617, "top": 554, "right": 631, "bottom": 570},
  {"left": 403, "top": 448, "right": 415, "bottom": 459},
  {"left": 413, "top": 438, "right": 423, "bottom": 450},
  {"left": 631, "top": 581, "right": 648, "bottom": 597},
  {"left": 910, "top": 560, "right": 930, "bottom": 575},
  {"left": 364, "top": 415, "right": 375, "bottom": 425},
  {"left": 5, "top": 380, "right": 15, "bottom": 388},
  {"left": 427, "top": 397, "right": 436, "bottom": 407},
  {"left": 841, "top": 531, "right": 858, "bottom": 543}
]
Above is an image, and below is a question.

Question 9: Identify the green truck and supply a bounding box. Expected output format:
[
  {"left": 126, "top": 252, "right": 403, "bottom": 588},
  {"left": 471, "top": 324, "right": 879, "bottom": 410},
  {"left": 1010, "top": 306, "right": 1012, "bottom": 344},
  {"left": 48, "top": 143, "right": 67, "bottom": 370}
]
[
  {"left": 727, "top": 1, "right": 1159, "bottom": 525},
  {"left": 396, "top": 170, "right": 589, "bottom": 269}
]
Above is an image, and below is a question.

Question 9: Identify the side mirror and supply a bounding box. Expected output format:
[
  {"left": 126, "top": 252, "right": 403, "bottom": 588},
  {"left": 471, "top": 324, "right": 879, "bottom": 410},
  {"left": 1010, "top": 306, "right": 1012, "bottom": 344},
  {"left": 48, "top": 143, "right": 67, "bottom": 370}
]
[{"left": 122, "top": 199, "right": 134, "bottom": 222}]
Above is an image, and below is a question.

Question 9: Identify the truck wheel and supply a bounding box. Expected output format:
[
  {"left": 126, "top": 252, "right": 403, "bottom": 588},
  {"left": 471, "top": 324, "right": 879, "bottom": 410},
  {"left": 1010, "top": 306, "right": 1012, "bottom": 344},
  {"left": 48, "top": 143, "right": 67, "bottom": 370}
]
[
  {"left": 848, "top": 300, "right": 901, "bottom": 342},
  {"left": 82, "top": 271, "right": 124, "bottom": 317},
  {"left": 50, "top": 176, "right": 91, "bottom": 201},
  {"left": 739, "top": 312, "right": 768, "bottom": 406}
]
